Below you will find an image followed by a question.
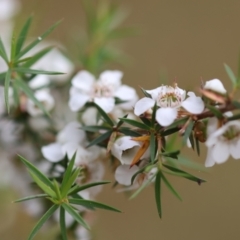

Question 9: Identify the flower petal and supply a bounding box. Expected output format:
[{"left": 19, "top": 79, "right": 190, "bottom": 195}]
[
  {"left": 134, "top": 97, "right": 155, "bottom": 116},
  {"left": 72, "top": 70, "right": 95, "bottom": 92},
  {"left": 41, "top": 143, "right": 64, "bottom": 162},
  {"left": 211, "top": 141, "right": 229, "bottom": 164},
  {"left": 94, "top": 97, "right": 115, "bottom": 113},
  {"left": 204, "top": 79, "right": 227, "bottom": 94},
  {"left": 205, "top": 148, "right": 215, "bottom": 167},
  {"left": 230, "top": 139, "right": 240, "bottom": 159},
  {"left": 156, "top": 107, "right": 177, "bottom": 126},
  {"left": 181, "top": 92, "right": 204, "bottom": 114},
  {"left": 115, "top": 165, "right": 139, "bottom": 186},
  {"left": 68, "top": 87, "right": 90, "bottom": 112},
  {"left": 99, "top": 70, "right": 123, "bottom": 89}
]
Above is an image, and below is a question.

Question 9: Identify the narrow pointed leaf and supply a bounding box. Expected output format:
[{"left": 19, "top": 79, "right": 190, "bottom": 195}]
[
  {"left": 61, "top": 168, "right": 80, "bottom": 198},
  {"left": 4, "top": 69, "right": 11, "bottom": 113},
  {"left": 53, "top": 179, "right": 61, "bottom": 199},
  {"left": 15, "top": 16, "right": 33, "bottom": 55},
  {"left": 118, "top": 127, "right": 141, "bottom": 137},
  {"left": 116, "top": 114, "right": 128, "bottom": 128},
  {"left": 195, "top": 137, "right": 200, "bottom": 156},
  {"left": 189, "top": 132, "right": 195, "bottom": 150},
  {"left": 130, "top": 173, "right": 156, "bottom": 200},
  {"left": 29, "top": 172, "right": 57, "bottom": 198},
  {"left": 16, "top": 20, "right": 62, "bottom": 60},
  {"left": 119, "top": 118, "right": 151, "bottom": 131},
  {"left": 154, "top": 171, "right": 162, "bottom": 218},
  {"left": 22, "top": 46, "right": 52, "bottom": 68},
  {"left": 150, "top": 132, "right": 156, "bottom": 163},
  {"left": 182, "top": 120, "right": 194, "bottom": 145},
  {"left": 18, "top": 155, "right": 54, "bottom": 189},
  {"left": 161, "top": 173, "right": 182, "bottom": 201},
  {"left": 60, "top": 207, "right": 67, "bottom": 240},
  {"left": 163, "top": 163, "right": 206, "bottom": 184},
  {"left": 68, "top": 181, "right": 110, "bottom": 196},
  {"left": 62, "top": 203, "right": 90, "bottom": 229},
  {"left": 87, "top": 130, "right": 112, "bottom": 148},
  {"left": 28, "top": 204, "right": 58, "bottom": 240},
  {"left": 14, "top": 194, "right": 48, "bottom": 203},
  {"left": 224, "top": 63, "right": 236, "bottom": 86},
  {"left": 13, "top": 67, "right": 63, "bottom": 75},
  {"left": 60, "top": 152, "right": 76, "bottom": 194},
  {"left": 0, "top": 37, "right": 8, "bottom": 62},
  {"left": 206, "top": 104, "right": 223, "bottom": 118},
  {"left": 10, "top": 36, "right": 16, "bottom": 61},
  {"left": 81, "top": 125, "right": 111, "bottom": 132},
  {"left": 69, "top": 199, "right": 121, "bottom": 213}
]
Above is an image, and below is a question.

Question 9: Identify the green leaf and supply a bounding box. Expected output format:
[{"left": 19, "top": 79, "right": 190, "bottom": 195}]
[
  {"left": 161, "top": 172, "right": 182, "bottom": 201},
  {"left": 53, "top": 179, "right": 61, "bottom": 199},
  {"left": 13, "top": 67, "right": 63, "bottom": 75},
  {"left": 119, "top": 118, "right": 151, "bottom": 131},
  {"left": 18, "top": 155, "right": 54, "bottom": 190},
  {"left": 116, "top": 114, "right": 128, "bottom": 128},
  {"left": 150, "top": 132, "right": 156, "bottom": 163},
  {"left": 15, "top": 16, "right": 33, "bottom": 55},
  {"left": 151, "top": 103, "right": 157, "bottom": 127},
  {"left": 14, "top": 78, "right": 49, "bottom": 116},
  {"left": 118, "top": 127, "right": 141, "bottom": 137},
  {"left": 14, "top": 194, "right": 48, "bottom": 203},
  {"left": 232, "top": 101, "right": 240, "bottom": 109},
  {"left": 140, "top": 87, "right": 152, "bottom": 98},
  {"left": 16, "top": 20, "right": 62, "bottom": 60},
  {"left": 88, "top": 102, "right": 114, "bottom": 126},
  {"left": 224, "top": 63, "right": 237, "bottom": 86},
  {"left": 68, "top": 181, "right": 110, "bottom": 196},
  {"left": 0, "top": 37, "right": 8, "bottom": 63},
  {"left": 21, "top": 46, "right": 52, "bottom": 68},
  {"left": 188, "top": 132, "right": 195, "bottom": 150},
  {"left": 161, "top": 150, "right": 180, "bottom": 159},
  {"left": 4, "top": 69, "right": 11, "bottom": 113},
  {"left": 81, "top": 125, "right": 111, "bottom": 132},
  {"left": 60, "top": 207, "right": 67, "bottom": 240},
  {"left": 206, "top": 104, "right": 223, "bottom": 118},
  {"left": 163, "top": 164, "right": 206, "bottom": 184},
  {"left": 29, "top": 171, "right": 57, "bottom": 198},
  {"left": 28, "top": 204, "right": 58, "bottom": 240},
  {"left": 154, "top": 171, "right": 162, "bottom": 218},
  {"left": 62, "top": 203, "right": 90, "bottom": 230},
  {"left": 130, "top": 173, "right": 156, "bottom": 200},
  {"left": 60, "top": 152, "right": 76, "bottom": 196},
  {"left": 69, "top": 199, "right": 121, "bottom": 213},
  {"left": 195, "top": 137, "right": 200, "bottom": 156},
  {"left": 87, "top": 130, "right": 112, "bottom": 148},
  {"left": 182, "top": 120, "right": 194, "bottom": 146},
  {"left": 161, "top": 127, "right": 180, "bottom": 136},
  {"left": 10, "top": 35, "right": 16, "bottom": 61}
]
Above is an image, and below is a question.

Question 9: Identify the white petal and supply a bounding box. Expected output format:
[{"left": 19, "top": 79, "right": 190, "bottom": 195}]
[
  {"left": 28, "top": 75, "right": 50, "bottom": 89},
  {"left": 204, "top": 79, "right": 227, "bottom": 94},
  {"left": 57, "top": 121, "right": 86, "bottom": 144},
  {"left": 41, "top": 143, "right": 64, "bottom": 162},
  {"left": 230, "top": 139, "right": 240, "bottom": 159},
  {"left": 205, "top": 148, "right": 215, "bottom": 167},
  {"left": 207, "top": 117, "right": 218, "bottom": 137},
  {"left": 99, "top": 70, "right": 123, "bottom": 89},
  {"left": 0, "top": 0, "right": 20, "bottom": 21},
  {"left": 68, "top": 88, "right": 90, "bottom": 112},
  {"left": 115, "top": 165, "right": 139, "bottom": 186},
  {"left": 146, "top": 87, "right": 163, "bottom": 100},
  {"left": 156, "top": 108, "right": 177, "bottom": 126},
  {"left": 94, "top": 97, "right": 115, "bottom": 113},
  {"left": 134, "top": 97, "right": 155, "bottom": 116},
  {"left": 181, "top": 93, "right": 204, "bottom": 114},
  {"left": 212, "top": 141, "right": 229, "bottom": 164},
  {"left": 72, "top": 70, "right": 95, "bottom": 92}
]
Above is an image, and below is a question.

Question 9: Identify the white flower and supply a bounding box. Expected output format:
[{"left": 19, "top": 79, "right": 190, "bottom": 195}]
[
  {"left": 134, "top": 85, "right": 204, "bottom": 126},
  {"left": 204, "top": 79, "right": 227, "bottom": 94},
  {"left": 111, "top": 136, "right": 150, "bottom": 165},
  {"left": 205, "top": 120, "right": 240, "bottom": 167},
  {"left": 0, "top": 0, "right": 20, "bottom": 21},
  {"left": 69, "top": 70, "right": 138, "bottom": 113},
  {"left": 41, "top": 122, "right": 86, "bottom": 162},
  {"left": 26, "top": 89, "right": 55, "bottom": 116}
]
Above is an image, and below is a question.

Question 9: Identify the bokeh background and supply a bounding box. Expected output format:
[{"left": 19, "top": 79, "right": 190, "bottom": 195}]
[{"left": 1, "top": 0, "right": 240, "bottom": 239}]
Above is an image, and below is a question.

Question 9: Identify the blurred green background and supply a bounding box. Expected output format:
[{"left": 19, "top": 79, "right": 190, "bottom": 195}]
[{"left": 1, "top": 0, "right": 240, "bottom": 239}]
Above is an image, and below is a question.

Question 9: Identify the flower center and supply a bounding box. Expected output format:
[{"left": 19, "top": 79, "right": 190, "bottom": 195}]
[
  {"left": 157, "top": 86, "right": 184, "bottom": 108},
  {"left": 92, "top": 82, "right": 114, "bottom": 98},
  {"left": 223, "top": 126, "right": 240, "bottom": 140}
]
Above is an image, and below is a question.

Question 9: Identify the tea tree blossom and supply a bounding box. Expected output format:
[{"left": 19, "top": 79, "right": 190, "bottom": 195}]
[
  {"left": 205, "top": 119, "right": 240, "bottom": 167},
  {"left": 204, "top": 78, "right": 227, "bottom": 94},
  {"left": 69, "top": 70, "right": 138, "bottom": 113},
  {"left": 134, "top": 84, "right": 204, "bottom": 126}
]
